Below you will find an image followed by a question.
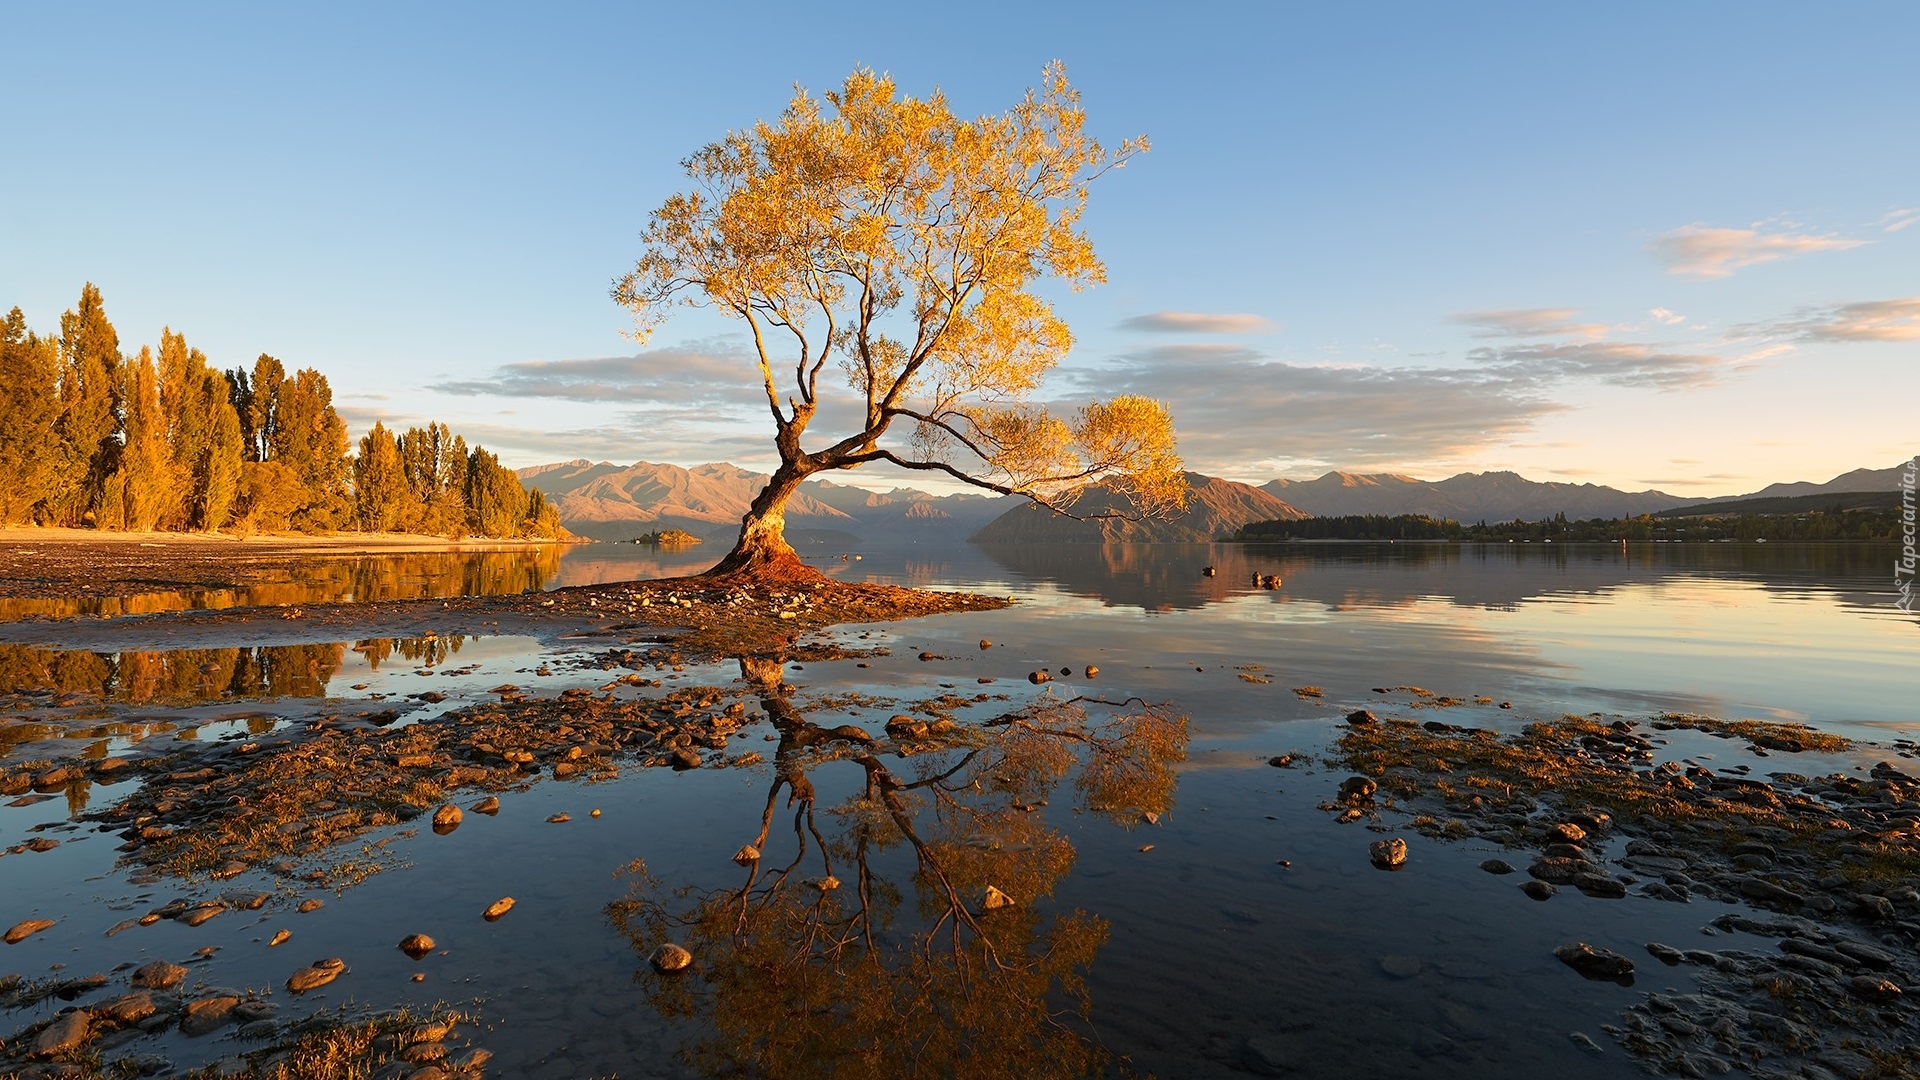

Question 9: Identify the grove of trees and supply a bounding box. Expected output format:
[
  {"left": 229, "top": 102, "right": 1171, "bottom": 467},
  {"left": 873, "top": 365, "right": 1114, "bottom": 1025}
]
[{"left": 0, "top": 284, "right": 563, "bottom": 539}]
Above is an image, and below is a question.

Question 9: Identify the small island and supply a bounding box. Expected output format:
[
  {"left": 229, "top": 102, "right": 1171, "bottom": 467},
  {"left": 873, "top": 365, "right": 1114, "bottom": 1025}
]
[{"left": 632, "top": 529, "right": 702, "bottom": 546}]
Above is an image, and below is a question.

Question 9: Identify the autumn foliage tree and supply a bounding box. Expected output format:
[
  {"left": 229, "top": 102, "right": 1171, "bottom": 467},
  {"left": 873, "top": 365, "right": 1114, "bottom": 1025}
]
[
  {"left": 2, "top": 283, "right": 560, "bottom": 539},
  {"left": 615, "top": 64, "right": 1185, "bottom": 578}
]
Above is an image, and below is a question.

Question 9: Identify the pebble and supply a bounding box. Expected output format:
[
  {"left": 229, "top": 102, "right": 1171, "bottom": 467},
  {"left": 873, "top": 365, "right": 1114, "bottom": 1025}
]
[
  {"left": 1368, "top": 838, "right": 1408, "bottom": 869},
  {"left": 268, "top": 929, "right": 291, "bottom": 947},
  {"left": 1521, "top": 880, "right": 1557, "bottom": 901},
  {"left": 483, "top": 897, "right": 514, "bottom": 921},
  {"left": 31, "top": 1009, "right": 90, "bottom": 1057},
  {"left": 180, "top": 994, "right": 241, "bottom": 1035},
  {"left": 131, "top": 960, "right": 188, "bottom": 989},
  {"left": 1479, "top": 859, "right": 1515, "bottom": 875},
  {"left": 649, "top": 943, "right": 693, "bottom": 973},
  {"left": 399, "top": 933, "right": 436, "bottom": 960},
  {"left": 469, "top": 796, "right": 500, "bottom": 815},
  {"left": 431, "top": 805, "right": 462, "bottom": 833},
  {"left": 286, "top": 958, "right": 345, "bottom": 993},
  {"left": 4, "top": 917, "right": 56, "bottom": 944},
  {"left": 1554, "top": 942, "right": 1634, "bottom": 979},
  {"left": 297, "top": 899, "right": 324, "bottom": 913}
]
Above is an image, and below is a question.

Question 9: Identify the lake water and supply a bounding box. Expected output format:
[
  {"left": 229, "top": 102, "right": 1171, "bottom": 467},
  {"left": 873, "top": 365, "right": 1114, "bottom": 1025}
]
[{"left": 1, "top": 541, "right": 1913, "bottom": 1077}]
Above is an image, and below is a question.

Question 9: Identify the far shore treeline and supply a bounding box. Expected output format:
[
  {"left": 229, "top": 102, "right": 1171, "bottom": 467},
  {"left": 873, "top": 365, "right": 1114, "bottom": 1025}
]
[
  {"left": 1231, "top": 506, "right": 1904, "bottom": 544},
  {"left": 0, "top": 284, "right": 563, "bottom": 538}
]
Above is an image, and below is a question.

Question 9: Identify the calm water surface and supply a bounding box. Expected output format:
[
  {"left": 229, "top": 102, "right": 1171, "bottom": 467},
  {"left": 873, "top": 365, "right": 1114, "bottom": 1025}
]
[{"left": 1, "top": 542, "right": 1912, "bottom": 1077}]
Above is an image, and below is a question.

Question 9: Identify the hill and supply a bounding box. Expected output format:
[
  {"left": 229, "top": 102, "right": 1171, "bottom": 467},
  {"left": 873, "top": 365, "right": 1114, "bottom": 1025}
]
[
  {"left": 970, "top": 473, "right": 1307, "bottom": 543},
  {"left": 1686, "top": 460, "right": 1914, "bottom": 506},
  {"left": 1260, "top": 470, "right": 1691, "bottom": 523},
  {"left": 1656, "top": 490, "right": 1904, "bottom": 518},
  {"left": 516, "top": 460, "right": 1013, "bottom": 544}
]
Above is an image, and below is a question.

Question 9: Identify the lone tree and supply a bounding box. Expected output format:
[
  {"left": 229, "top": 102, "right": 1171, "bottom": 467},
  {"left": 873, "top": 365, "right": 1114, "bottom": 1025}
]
[{"left": 615, "top": 64, "right": 1185, "bottom": 579}]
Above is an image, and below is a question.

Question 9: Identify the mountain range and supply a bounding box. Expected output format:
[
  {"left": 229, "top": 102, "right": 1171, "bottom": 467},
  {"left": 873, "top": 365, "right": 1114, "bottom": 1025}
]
[
  {"left": 1258, "top": 471, "right": 1694, "bottom": 523},
  {"left": 970, "top": 473, "right": 1305, "bottom": 544},
  {"left": 517, "top": 460, "right": 1012, "bottom": 544},
  {"left": 519, "top": 458, "right": 1911, "bottom": 545}
]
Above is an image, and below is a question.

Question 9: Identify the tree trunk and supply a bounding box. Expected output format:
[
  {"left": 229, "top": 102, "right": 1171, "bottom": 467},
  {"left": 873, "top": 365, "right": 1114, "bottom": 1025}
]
[{"left": 701, "top": 465, "right": 823, "bottom": 581}]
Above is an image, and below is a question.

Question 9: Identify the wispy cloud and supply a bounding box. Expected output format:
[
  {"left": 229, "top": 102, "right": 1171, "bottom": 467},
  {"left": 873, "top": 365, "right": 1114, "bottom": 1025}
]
[
  {"left": 1649, "top": 307, "right": 1686, "bottom": 326},
  {"left": 1468, "top": 341, "right": 1724, "bottom": 389},
  {"left": 430, "top": 343, "right": 762, "bottom": 406},
  {"left": 1879, "top": 208, "right": 1920, "bottom": 234},
  {"left": 1450, "top": 308, "right": 1608, "bottom": 339},
  {"left": 1734, "top": 296, "right": 1920, "bottom": 343},
  {"left": 1118, "top": 311, "right": 1275, "bottom": 334},
  {"left": 1069, "top": 345, "right": 1567, "bottom": 470},
  {"left": 1649, "top": 224, "right": 1865, "bottom": 278}
]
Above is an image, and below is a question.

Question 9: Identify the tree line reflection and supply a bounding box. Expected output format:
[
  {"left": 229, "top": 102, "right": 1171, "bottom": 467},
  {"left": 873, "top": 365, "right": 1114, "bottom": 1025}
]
[
  {"left": 0, "top": 546, "right": 561, "bottom": 621},
  {"left": 0, "top": 634, "right": 465, "bottom": 705}
]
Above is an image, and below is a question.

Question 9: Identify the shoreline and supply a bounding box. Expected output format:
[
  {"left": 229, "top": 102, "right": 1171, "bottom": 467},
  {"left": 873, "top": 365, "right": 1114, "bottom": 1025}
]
[{"left": 0, "top": 526, "right": 585, "bottom": 553}]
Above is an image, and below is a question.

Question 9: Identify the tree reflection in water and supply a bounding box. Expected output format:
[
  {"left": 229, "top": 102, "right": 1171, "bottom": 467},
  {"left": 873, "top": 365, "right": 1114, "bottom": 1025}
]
[{"left": 609, "top": 656, "right": 1188, "bottom": 1079}]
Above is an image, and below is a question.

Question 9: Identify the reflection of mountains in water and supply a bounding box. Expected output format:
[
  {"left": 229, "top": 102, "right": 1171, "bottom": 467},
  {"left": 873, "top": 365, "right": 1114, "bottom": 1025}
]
[{"left": 975, "top": 542, "right": 1908, "bottom": 614}]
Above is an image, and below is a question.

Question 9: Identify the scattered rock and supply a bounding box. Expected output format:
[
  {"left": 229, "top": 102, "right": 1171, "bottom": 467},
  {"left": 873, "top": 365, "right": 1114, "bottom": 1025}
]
[
  {"left": 981, "top": 885, "right": 1015, "bottom": 910},
  {"left": 1547, "top": 822, "right": 1588, "bottom": 843},
  {"left": 179, "top": 902, "right": 226, "bottom": 927},
  {"left": 1645, "top": 943, "right": 1684, "bottom": 966},
  {"left": 1521, "top": 880, "right": 1556, "bottom": 901},
  {"left": 180, "top": 994, "right": 241, "bottom": 1035},
  {"left": 1345, "top": 710, "right": 1378, "bottom": 727},
  {"left": 732, "top": 844, "right": 760, "bottom": 865},
  {"left": 1027, "top": 670, "right": 1052, "bottom": 685},
  {"left": 1554, "top": 942, "right": 1634, "bottom": 980},
  {"left": 1267, "top": 754, "right": 1295, "bottom": 768},
  {"left": 483, "top": 897, "right": 514, "bottom": 921},
  {"left": 1083, "top": 665, "right": 1099, "bottom": 679},
  {"left": 95, "top": 990, "right": 158, "bottom": 1025},
  {"left": 131, "top": 960, "right": 188, "bottom": 989},
  {"left": 297, "top": 899, "right": 324, "bottom": 914},
  {"left": 469, "top": 796, "right": 500, "bottom": 815},
  {"left": 1568, "top": 1032, "right": 1604, "bottom": 1055},
  {"left": 547, "top": 813, "right": 571, "bottom": 823},
  {"left": 31, "top": 1008, "right": 90, "bottom": 1058},
  {"left": 285, "top": 958, "right": 345, "bottom": 993},
  {"left": 4, "top": 917, "right": 55, "bottom": 944},
  {"left": 1849, "top": 974, "right": 1901, "bottom": 1001},
  {"left": 399, "top": 934, "right": 435, "bottom": 960},
  {"left": 1368, "top": 838, "right": 1408, "bottom": 870},
  {"left": 1337, "top": 776, "right": 1377, "bottom": 803},
  {"left": 431, "top": 805, "right": 462, "bottom": 833},
  {"left": 649, "top": 943, "right": 693, "bottom": 973},
  {"left": 1479, "top": 859, "right": 1515, "bottom": 875},
  {"left": 1572, "top": 873, "right": 1627, "bottom": 899}
]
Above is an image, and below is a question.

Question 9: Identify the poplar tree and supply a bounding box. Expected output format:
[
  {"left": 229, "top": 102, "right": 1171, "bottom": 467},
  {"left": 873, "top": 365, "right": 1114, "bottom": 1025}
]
[
  {"left": 109, "top": 347, "right": 170, "bottom": 530},
  {"left": 0, "top": 308, "right": 61, "bottom": 523},
  {"left": 153, "top": 331, "right": 246, "bottom": 532},
  {"left": 353, "top": 422, "right": 407, "bottom": 531},
  {"left": 53, "top": 283, "right": 124, "bottom": 525}
]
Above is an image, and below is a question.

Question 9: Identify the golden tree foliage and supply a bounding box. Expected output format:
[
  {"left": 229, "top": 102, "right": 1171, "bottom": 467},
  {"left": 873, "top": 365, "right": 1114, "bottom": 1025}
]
[{"left": 615, "top": 64, "right": 1185, "bottom": 575}]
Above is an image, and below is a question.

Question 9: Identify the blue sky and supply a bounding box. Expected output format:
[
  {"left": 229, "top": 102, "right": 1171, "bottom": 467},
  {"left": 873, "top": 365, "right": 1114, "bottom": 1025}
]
[{"left": 4, "top": 2, "right": 1914, "bottom": 495}]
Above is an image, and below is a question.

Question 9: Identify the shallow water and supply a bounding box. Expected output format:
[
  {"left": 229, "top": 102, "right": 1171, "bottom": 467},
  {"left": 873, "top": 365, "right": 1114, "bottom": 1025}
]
[{"left": 0, "top": 541, "right": 1913, "bottom": 1077}]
